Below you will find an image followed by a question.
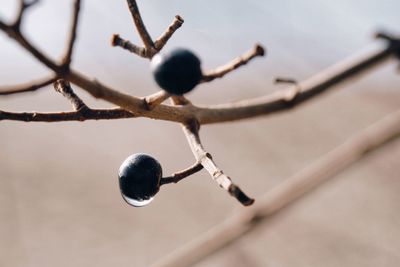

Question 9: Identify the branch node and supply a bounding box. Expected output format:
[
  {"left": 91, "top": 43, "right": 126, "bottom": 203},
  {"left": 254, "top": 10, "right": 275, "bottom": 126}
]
[
  {"left": 201, "top": 43, "right": 266, "bottom": 83},
  {"left": 143, "top": 90, "right": 170, "bottom": 110},
  {"left": 54, "top": 79, "right": 88, "bottom": 111},
  {"left": 13, "top": 0, "right": 40, "bottom": 29}
]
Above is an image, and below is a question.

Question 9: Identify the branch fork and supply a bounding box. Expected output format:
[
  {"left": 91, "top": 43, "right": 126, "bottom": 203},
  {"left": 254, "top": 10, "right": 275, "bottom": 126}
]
[{"left": 1, "top": 0, "right": 399, "bottom": 207}]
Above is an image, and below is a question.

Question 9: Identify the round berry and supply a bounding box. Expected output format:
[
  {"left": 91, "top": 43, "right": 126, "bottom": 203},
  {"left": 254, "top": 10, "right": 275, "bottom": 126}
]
[
  {"left": 151, "top": 48, "right": 202, "bottom": 95},
  {"left": 118, "top": 153, "right": 162, "bottom": 207}
]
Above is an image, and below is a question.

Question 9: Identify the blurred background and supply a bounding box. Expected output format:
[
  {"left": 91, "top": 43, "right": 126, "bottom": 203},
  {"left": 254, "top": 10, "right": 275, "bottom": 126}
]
[{"left": 0, "top": 0, "right": 399, "bottom": 266}]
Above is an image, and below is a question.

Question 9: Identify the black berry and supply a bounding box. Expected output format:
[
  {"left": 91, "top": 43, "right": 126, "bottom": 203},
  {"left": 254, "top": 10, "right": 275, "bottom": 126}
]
[
  {"left": 118, "top": 153, "right": 162, "bottom": 206},
  {"left": 151, "top": 48, "right": 202, "bottom": 95}
]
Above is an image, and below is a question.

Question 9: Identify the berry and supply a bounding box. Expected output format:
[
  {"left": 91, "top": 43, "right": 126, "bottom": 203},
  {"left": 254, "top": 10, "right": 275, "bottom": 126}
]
[
  {"left": 118, "top": 153, "right": 162, "bottom": 207},
  {"left": 151, "top": 48, "right": 203, "bottom": 95}
]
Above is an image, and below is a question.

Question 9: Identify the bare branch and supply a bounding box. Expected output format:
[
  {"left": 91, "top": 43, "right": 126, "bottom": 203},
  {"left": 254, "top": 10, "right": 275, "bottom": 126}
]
[
  {"left": 63, "top": 38, "right": 398, "bottom": 124},
  {"left": 111, "top": 14, "right": 183, "bottom": 58},
  {"left": 143, "top": 90, "right": 170, "bottom": 110},
  {"left": 0, "top": 76, "right": 56, "bottom": 95},
  {"left": 201, "top": 44, "right": 265, "bottom": 83},
  {"left": 195, "top": 38, "right": 400, "bottom": 124},
  {"left": 172, "top": 97, "right": 254, "bottom": 206},
  {"left": 0, "top": 108, "right": 134, "bottom": 122},
  {"left": 126, "top": 0, "right": 155, "bottom": 51},
  {"left": 160, "top": 161, "right": 203, "bottom": 185},
  {"left": 62, "top": 0, "right": 82, "bottom": 67},
  {"left": 151, "top": 109, "right": 400, "bottom": 267},
  {"left": 0, "top": 22, "right": 60, "bottom": 71},
  {"left": 111, "top": 34, "right": 148, "bottom": 58},
  {"left": 0, "top": 80, "right": 134, "bottom": 122},
  {"left": 54, "top": 79, "right": 87, "bottom": 111},
  {"left": 1, "top": 32, "right": 397, "bottom": 125},
  {"left": 154, "top": 15, "right": 184, "bottom": 51},
  {"left": 13, "top": 0, "right": 40, "bottom": 29}
]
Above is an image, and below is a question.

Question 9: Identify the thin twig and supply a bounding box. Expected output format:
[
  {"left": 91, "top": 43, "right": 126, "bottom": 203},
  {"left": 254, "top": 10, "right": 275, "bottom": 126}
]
[
  {"left": 154, "top": 15, "right": 184, "bottom": 51},
  {"left": 62, "top": 0, "right": 82, "bottom": 67},
  {"left": 0, "top": 80, "right": 134, "bottom": 122},
  {"left": 195, "top": 37, "right": 400, "bottom": 124},
  {"left": 160, "top": 162, "right": 204, "bottom": 185},
  {"left": 54, "top": 79, "right": 87, "bottom": 111},
  {"left": 1, "top": 36, "right": 398, "bottom": 124},
  {"left": 151, "top": 109, "right": 400, "bottom": 267},
  {"left": 13, "top": 0, "right": 40, "bottom": 29},
  {"left": 111, "top": 34, "right": 148, "bottom": 58},
  {"left": 126, "top": 0, "right": 155, "bottom": 51},
  {"left": 0, "top": 108, "right": 134, "bottom": 122},
  {"left": 143, "top": 90, "right": 171, "bottom": 110},
  {"left": 0, "top": 76, "right": 56, "bottom": 95},
  {"left": 172, "top": 97, "right": 254, "bottom": 206},
  {"left": 0, "top": 21, "right": 60, "bottom": 71},
  {"left": 201, "top": 44, "right": 265, "bottom": 82},
  {"left": 274, "top": 77, "right": 298, "bottom": 85}
]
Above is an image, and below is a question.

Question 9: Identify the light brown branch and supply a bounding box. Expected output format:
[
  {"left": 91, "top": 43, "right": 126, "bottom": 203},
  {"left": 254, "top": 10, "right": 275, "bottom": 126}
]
[
  {"left": 195, "top": 39, "right": 400, "bottom": 124},
  {"left": 143, "top": 90, "right": 171, "bottom": 110},
  {"left": 151, "top": 109, "right": 400, "bottom": 267},
  {"left": 0, "top": 21, "right": 60, "bottom": 72},
  {"left": 201, "top": 43, "right": 265, "bottom": 83},
  {"left": 160, "top": 162, "right": 203, "bottom": 185},
  {"left": 0, "top": 80, "right": 134, "bottom": 122},
  {"left": 1, "top": 8, "right": 399, "bottom": 127},
  {"left": 126, "top": 0, "right": 155, "bottom": 51},
  {"left": 62, "top": 0, "right": 81, "bottom": 67},
  {"left": 111, "top": 34, "right": 148, "bottom": 58},
  {"left": 67, "top": 38, "right": 398, "bottom": 124},
  {"left": 2, "top": 36, "right": 398, "bottom": 124},
  {"left": 0, "top": 108, "right": 134, "bottom": 122},
  {"left": 172, "top": 97, "right": 254, "bottom": 206},
  {"left": 54, "top": 79, "right": 87, "bottom": 111},
  {"left": 154, "top": 15, "right": 184, "bottom": 51},
  {"left": 111, "top": 14, "right": 183, "bottom": 58},
  {"left": 0, "top": 76, "right": 56, "bottom": 95}
]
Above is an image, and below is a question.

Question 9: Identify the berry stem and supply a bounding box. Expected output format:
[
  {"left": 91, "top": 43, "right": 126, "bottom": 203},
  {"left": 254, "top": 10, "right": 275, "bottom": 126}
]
[{"left": 160, "top": 162, "right": 204, "bottom": 185}]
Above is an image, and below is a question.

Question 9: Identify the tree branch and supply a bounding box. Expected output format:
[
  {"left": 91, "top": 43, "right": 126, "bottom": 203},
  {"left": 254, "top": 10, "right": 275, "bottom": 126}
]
[
  {"left": 172, "top": 97, "right": 254, "bottom": 206},
  {"left": 0, "top": 80, "right": 134, "bottom": 122},
  {"left": 2, "top": 36, "right": 398, "bottom": 125},
  {"left": 160, "top": 161, "right": 203, "bottom": 185},
  {"left": 54, "top": 79, "right": 87, "bottom": 110},
  {"left": 111, "top": 34, "right": 148, "bottom": 58},
  {"left": 201, "top": 44, "right": 265, "bottom": 82},
  {"left": 62, "top": 0, "right": 82, "bottom": 67},
  {"left": 195, "top": 38, "right": 400, "bottom": 124},
  {"left": 0, "top": 21, "right": 60, "bottom": 71},
  {"left": 154, "top": 15, "right": 184, "bottom": 51},
  {"left": 126, "top": 0, "right": 155, "bottom": 51},
  {"left": 150, "top": 108, "right": 400, "bottom": 267},
  {"left": 13, "top": 0, "right": 40, "bottom": 29},
  {"left": 0, "top": 76, "right": 56, "bottom": 95},
  {"left": 2, "top": 5, "right": 397, "bottom": 126},
  {"left": 143, "top": 90, "right": 171, "bottom": 110},
  {"left": 0, "top": 108, "right": 134, "bottom": 122}
]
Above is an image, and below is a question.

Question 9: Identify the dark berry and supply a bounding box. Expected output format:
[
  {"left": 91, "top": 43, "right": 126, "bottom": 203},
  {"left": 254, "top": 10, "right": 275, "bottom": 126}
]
[
  {"left": 118, "top": 153, "right": 162, "bottom": 207},
  {"left": 151, "top": 48, "right": 203, "bottom": 95}
]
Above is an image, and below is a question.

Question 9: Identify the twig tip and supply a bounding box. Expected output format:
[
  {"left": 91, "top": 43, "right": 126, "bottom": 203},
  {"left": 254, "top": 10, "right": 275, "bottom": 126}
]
[
  {"left": 111, "top": 34, "right": 120, "bottom": 46},
  {"left": 255, "top": 43, "right": 266, "bottom": 57},
  {"left": 175, "top": 15, "right": 184, "bottom": 23}
]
